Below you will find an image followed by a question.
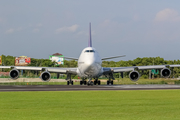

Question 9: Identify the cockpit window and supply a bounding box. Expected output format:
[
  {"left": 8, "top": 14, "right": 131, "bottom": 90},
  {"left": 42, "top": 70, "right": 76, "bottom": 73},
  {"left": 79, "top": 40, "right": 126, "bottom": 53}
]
[
  {"left": 85, "top": 50, "right": 95, "bottom": 53},
  {"left": 90, "top": 50, "right": 95, "bottom": 52}
]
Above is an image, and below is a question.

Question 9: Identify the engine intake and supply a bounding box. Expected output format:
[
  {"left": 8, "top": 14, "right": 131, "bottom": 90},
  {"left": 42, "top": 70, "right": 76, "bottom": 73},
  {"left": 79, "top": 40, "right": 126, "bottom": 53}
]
[
  {"left": 9, "top": 69, "right": 19, "bottom": 80},
  {"left": 40, "top": 71, "right": 51, "bottom": 82},
  {"left": 129, "top": 71, "right": 140, "bottom": 82},
  {"left": 161, "top": 68, "right": 171, "bottom": 78}
]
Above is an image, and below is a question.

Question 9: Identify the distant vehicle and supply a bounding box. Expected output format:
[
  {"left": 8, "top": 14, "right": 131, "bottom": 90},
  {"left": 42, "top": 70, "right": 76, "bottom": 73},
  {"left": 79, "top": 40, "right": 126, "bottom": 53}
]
[{"left": 1, "top": 23, "right": 180, "bottom": 86}]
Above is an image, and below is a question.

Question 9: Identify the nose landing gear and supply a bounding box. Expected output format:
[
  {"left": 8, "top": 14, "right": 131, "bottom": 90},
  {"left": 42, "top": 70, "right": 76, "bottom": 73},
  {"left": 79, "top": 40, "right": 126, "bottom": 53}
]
[
  {"left": 87, "top": 81, "right": 94, "bottom": 86},
  {"left": 86, "top": 77, "right": 94, "bottom": 86},
  {"left": 80, "top": 77, "right": 101, "bottom": 86}
]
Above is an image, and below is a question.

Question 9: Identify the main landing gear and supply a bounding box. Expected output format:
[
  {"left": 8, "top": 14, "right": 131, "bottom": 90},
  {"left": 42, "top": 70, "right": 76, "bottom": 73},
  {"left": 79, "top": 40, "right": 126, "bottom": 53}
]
[
  {"left": 67, "top": 80, "right": 73, "bottom": 85},
  {"left": 80, "top": 79, "right": 87, "bottom": 85},
  {"left": 94, "top": 78, "right": 101, "bottom": 85},
  {"left": 107, "top": 80, "right": 113, "bottom": 85},
  {"left": 106, "top": 73, "right": 114, "bottom": 85},
  {"left": 66, "top": 74, "right": 73, "bottom": 85}
]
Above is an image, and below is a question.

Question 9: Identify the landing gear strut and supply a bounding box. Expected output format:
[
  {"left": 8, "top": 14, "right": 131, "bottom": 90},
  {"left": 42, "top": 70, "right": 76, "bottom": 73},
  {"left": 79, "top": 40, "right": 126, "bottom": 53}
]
[
  {"left": 107, "top": 73, "right": 114, "bottom": 85},
  {"left": 87, "top": 78, "right": 93, "bottom": 86},
  {"left": 66, "top": 74, "right": 73, "bottom": 85},
  {"left": 88, "top": 81, "right": 93, "bottom": 86},
  {"left": 107, "top": 79, "right": 113, "bottom": 85},
  {"left": 67, "top": 80, "right": 73, "bottom": 85}
]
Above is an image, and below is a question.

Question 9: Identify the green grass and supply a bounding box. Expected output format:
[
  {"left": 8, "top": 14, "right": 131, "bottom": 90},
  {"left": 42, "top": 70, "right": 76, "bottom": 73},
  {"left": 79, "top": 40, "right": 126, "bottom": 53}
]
[
  {"left": 1, "top": 78, "right": 180, "bottom": 85},
  {"left": 117, "top": 78, "right": 180, "bottom": 85},
  {"left": 0, "top": 90, "right": 180, "bottom": 120}
]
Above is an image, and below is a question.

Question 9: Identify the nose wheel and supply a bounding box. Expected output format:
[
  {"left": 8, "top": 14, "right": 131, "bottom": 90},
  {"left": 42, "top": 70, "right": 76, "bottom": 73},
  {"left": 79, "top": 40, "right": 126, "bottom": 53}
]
[{"left": 88, "top": 81, "right": 93, "bottom": 86}]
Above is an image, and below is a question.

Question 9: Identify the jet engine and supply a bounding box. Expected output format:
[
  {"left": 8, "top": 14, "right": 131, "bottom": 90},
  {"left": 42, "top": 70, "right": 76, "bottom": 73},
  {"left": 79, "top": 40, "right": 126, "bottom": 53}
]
[
  {"left": 9, "top": 69, "right": 19, "bottom": 80},
  {"left": 161, "top": 68, "right": 171, "bottom": 78},
  {"left": 40, "top": 71, "right": 51, "bottom": 82},
  {"left": 129, "top": 71, "right": 140, "bottom": 82}
]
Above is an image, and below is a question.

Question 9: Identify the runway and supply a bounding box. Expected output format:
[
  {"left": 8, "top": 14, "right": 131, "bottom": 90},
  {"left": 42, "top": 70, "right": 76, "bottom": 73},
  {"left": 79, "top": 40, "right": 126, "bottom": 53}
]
[{"left": 1, "top": 85, "right": 180, "bottom": 91}]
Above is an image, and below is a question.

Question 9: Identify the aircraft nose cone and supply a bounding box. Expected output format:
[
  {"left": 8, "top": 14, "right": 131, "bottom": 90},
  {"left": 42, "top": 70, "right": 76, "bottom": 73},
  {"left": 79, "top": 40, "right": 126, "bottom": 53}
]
[
  {"left": 84, "top": 60, "right": 96, "bottom": 75},
  {"left": 85, "top": 60, "right": 94, "bottom": 66}
]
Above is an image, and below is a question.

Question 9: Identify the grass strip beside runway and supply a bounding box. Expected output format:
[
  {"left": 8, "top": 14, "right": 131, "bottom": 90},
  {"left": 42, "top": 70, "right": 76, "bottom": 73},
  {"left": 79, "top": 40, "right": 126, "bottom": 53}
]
[
  {"left": 1, "top": 78, "right": 180, "bottom": 85},
  {"left": 0, "top": 90, "right": 180, "bottom": 120}
]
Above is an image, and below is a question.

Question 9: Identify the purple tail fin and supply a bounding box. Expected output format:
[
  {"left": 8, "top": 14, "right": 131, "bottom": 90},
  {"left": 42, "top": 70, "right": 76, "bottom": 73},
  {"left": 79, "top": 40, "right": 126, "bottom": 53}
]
[{"left": 88, "top": 23, "right": 92, "bottom": 47}]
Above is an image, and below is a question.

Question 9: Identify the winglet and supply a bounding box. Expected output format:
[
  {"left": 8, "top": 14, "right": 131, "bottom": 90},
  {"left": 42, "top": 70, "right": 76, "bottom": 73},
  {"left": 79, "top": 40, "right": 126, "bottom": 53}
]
[{"left": 88, "top": 22, "right": 92, "bottom": 47}]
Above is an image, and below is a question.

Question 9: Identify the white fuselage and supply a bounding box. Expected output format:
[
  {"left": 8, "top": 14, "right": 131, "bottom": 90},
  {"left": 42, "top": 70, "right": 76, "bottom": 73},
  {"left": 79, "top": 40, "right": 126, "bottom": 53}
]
[{"left": 77, "top": 47, "right": 103, "bottom": 78}]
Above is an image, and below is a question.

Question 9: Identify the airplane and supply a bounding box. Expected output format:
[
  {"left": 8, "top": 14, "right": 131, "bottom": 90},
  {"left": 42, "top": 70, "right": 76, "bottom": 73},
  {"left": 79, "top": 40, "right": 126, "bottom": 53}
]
[{"left": 1, "top": 23, "right": 180, "bottom": 86}]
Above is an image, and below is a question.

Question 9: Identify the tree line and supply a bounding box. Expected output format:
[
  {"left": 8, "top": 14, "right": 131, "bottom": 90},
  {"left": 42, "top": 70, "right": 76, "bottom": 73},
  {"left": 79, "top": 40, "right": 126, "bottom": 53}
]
[{"left": 1, "top": 55, "right": 180, "bottom": 78}]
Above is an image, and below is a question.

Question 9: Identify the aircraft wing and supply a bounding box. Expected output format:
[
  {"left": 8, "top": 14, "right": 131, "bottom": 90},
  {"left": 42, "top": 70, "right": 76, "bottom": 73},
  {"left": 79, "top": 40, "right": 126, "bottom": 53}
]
[
  {"left": 169, "top": 65, "right": 180, "bottom": 67},
  {"left": 103, "top": 65, "right": 168, "bottom": 73},
  {"left": 0, "top": 66, "right": 77, "bottom": 74},
  {"left": 101, "top": 55, "right": 126, "bottom": 60},
  {"left": 64, "top": 57, "right": 78, "bottom": 60}
]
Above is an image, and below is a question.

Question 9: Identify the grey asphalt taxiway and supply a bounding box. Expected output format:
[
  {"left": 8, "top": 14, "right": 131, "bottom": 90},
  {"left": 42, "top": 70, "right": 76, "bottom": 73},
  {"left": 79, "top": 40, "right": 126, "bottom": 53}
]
[{"left": 0, "top": 85, "right": 180, "bottom": 91}]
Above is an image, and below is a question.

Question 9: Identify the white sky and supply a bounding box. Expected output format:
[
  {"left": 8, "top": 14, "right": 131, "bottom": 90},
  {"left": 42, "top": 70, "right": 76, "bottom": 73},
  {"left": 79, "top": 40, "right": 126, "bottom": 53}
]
[{"left": 1, "top": 0, "right": 180, "bottom": 61}]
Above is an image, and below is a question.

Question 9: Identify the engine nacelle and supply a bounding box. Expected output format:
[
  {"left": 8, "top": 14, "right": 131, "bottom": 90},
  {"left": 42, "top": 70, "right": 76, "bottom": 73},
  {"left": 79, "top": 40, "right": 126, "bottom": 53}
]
[
  {"left": 40, "top": 71, "right": 51, "bottom": 82},
  {"left": 129, "top": 71, "right": 140, "bottom": 82},
  {"left": 161, "top": 68, "right": 171, "bottom": 78},
  {"left": 9, "top": 69, "right": 19, "bottom": 80}
]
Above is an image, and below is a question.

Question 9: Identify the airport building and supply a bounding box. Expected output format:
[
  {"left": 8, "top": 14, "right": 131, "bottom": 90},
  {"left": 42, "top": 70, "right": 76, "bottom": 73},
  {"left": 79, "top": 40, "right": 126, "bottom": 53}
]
[{"left": 49, "top": 53, "right": 64, "bottom": 65}]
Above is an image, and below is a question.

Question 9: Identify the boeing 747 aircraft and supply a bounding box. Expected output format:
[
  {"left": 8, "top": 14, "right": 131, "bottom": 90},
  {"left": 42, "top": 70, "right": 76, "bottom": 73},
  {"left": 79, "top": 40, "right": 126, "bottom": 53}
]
[{"left": 1, "top": 23, "right": 180, "bottom": 86}]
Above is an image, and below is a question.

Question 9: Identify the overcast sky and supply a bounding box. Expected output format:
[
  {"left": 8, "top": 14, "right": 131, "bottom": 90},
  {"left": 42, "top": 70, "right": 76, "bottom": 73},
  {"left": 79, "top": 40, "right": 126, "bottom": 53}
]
[{"left": 1, "top": 0, "right": 180, "bottom": 61}]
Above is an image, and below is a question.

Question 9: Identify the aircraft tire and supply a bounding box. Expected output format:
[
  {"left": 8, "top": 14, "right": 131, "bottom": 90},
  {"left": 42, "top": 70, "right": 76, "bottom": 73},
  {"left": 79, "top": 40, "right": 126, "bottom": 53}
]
[
  {"left": 71, "top": 81, "right": 73, "bottom": 85},
  {"left": 111, "top": 81, "right": 113, "bottom": 85},
  {"left": 67, "top": 81, "right": 70, "bottom": 85},
  {"left": 107, "top": 81, "right": 109, "bottom": 85},
  {"left": 98, "top": 80, "right": 101, "bottom": 85},
  {"left": 87, "top": 83, "right": 90, "bottom": 86},
  {"left": 90, "top": 81, "right": 93, "bottom": 86},
  {"left": 80, "top": 81, "right": 83, "bottom": 85},
  {"left": 94, "top": 81, "right": 97, "bottom": 85},
  {"left": 84, "top": 81, "right": 87, "bottom": 85}
]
